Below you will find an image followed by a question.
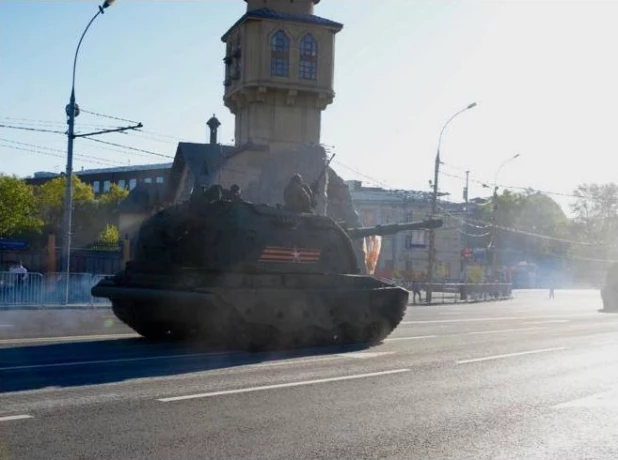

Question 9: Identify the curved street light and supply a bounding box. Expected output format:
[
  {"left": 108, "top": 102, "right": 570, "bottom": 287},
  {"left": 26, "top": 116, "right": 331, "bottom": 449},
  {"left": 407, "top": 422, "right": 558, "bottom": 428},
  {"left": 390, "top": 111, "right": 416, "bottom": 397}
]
[
  {"left": 426, "top": 102, "right": 477, "bottom": 304},
  {"left": 62, "top": 0, "right": 117, "bottom": 304}
]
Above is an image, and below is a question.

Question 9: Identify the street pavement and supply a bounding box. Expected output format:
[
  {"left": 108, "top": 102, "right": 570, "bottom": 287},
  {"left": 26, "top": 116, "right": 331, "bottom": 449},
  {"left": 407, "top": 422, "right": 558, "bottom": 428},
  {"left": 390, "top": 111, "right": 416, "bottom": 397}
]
[{"left": 0, "top": 289, "right": 617, "bottom": 459}]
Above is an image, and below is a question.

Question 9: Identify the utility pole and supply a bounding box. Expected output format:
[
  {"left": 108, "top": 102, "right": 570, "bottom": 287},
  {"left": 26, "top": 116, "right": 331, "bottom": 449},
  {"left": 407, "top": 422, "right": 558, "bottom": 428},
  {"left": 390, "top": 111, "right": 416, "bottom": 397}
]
[
  {"left": 62, "top": 0, "right": 142, "bottom": 304},
  {"left": 461, "top": 170, "right": 470, "bottom": 280},
  {"left": 425, "top": 102, "right": 477, "bottom": 304},
  {"left": 426, "top": 154, "right": 440, "bottom": 303},
  {"left": 488, "top": 153, "right": 520, "bottom": 280}
]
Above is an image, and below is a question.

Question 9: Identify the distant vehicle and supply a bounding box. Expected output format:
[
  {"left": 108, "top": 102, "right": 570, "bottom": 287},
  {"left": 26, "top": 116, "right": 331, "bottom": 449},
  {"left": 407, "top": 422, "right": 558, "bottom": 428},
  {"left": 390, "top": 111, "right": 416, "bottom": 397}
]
[
  {"left": 92, "top": 184, "right": 443, "bottom": 350},
  {"left": 600, "top": 263, "right": 618, "bottom": 312}
]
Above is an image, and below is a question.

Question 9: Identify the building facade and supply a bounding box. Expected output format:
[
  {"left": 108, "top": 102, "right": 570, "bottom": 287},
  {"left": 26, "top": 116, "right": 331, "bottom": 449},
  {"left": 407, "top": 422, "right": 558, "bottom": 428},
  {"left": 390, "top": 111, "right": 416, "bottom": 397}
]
[
  {"left": 25, "top": 163, "right": 172, "bottom": 196},
  {"left": 347, "top": 180, "right": 468, "bottom": 281}
]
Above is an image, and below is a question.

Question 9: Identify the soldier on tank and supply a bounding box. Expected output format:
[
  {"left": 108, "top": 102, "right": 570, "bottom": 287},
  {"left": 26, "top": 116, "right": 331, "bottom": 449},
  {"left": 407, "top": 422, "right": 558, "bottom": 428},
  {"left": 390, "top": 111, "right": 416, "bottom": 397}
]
[
  {"left": 224, "top": 184, "right": 242, "bottom": 201},
  {"left": 284, "top": 174, "right": 314, "bottom": 213},
  {"left": 190, "top": 184, "right": 223, "bottom": 209}
]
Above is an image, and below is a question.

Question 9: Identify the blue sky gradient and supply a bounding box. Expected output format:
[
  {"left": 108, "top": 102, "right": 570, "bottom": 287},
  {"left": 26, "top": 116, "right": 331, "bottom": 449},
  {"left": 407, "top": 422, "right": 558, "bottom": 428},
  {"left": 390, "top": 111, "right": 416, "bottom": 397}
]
[{"left": 2, "top": 0, "right": 617, "bottom": 212}]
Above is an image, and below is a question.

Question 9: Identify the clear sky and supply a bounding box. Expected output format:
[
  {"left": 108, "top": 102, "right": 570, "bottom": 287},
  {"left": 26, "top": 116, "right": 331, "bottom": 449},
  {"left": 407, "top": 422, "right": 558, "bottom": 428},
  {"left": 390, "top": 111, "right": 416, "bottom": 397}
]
[{"left": 2, "top": 0, "right": 617, "bottom": 214}]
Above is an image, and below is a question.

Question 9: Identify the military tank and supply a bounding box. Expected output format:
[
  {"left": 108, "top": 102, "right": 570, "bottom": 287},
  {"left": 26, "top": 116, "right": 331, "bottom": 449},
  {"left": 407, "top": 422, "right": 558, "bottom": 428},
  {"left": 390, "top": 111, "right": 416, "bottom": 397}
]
[{"left": 92, "top": 187, "right": 443, "bottom": 350}]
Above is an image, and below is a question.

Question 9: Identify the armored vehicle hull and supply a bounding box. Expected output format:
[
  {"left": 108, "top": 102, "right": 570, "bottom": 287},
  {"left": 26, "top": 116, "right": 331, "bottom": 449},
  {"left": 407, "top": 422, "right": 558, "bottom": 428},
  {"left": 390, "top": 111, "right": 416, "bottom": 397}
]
[
  {"left": 92, "top": 196, "right": 442, "bottom": 350},
  {"left": 93, "top": 270, "right": 408, "bottom": 349}
]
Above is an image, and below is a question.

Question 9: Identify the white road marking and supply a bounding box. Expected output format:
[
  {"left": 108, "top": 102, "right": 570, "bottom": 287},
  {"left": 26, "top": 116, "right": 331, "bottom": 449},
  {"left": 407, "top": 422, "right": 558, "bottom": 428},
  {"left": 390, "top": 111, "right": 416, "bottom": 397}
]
[
  {"left": 0, "top": 414, "right": 33, "bottom": 422},
  {"left": 0, "top": 333, "right": 138, "bottom": 345},
  {"left": 384, "top": 335, "right": 438, "bottom": 342},
  {"left": 0, "top": 324, "right": 14, "bottom": 328},
  {"left": 457, "top": 347, "right": 567, "bottom": 364},
  {"left": 524, "top": 320, "right": 570, "bottom": 325},
  {"left": 0, "top": 351, "right": 230, "bottom": 371},
  {"left": 158, "top": 368, "right": 411, "bottom": 402},
  {"left": 402, "top": 314, "right": 592, "bottom": 324},
  {"left": 467, "top": 327, "right": 548, "bottom": 335},
  {"left": 592, "top": 340, "right": 617, "bottom": 346},
  {"left": 338, "top": 351, "right": 396, "bottom": 359},
  {"left": 554, "top": 388, "right": 618, "bottom": 409}
]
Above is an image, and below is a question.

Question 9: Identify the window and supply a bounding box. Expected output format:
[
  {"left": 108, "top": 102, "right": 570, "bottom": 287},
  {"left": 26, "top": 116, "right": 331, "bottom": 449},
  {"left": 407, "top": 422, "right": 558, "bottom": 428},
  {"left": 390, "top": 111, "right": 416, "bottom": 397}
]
[
  {"left": 118, "top": 179, "right": 126, "bottom": 189},
  {"left": 144, "top": 178, "right": 152, "bottom": 184},
  {"left": 299, "top": 33, "right": 317, "bottom": 80},
  {"left": 156, "top": 176, "right": 164, "bottom": 184},
  {"left": 103, "top": 180, "right": 111, "bottom": 193},
  {"left": 93, "top": 181, "right": 100, "bottom": 193},
  {"left": 271, "top": 30, "right": 290, "bottom": 77},
  {"left": 129, "top": 178, "right": 137, "bottom": 190}
]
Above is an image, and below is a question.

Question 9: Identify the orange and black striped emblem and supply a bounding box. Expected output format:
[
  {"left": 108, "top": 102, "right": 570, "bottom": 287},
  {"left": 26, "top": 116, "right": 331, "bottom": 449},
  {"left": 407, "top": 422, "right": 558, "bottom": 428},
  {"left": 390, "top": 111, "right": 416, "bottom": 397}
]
[{"left": 259, "top": 246, "right": 321, "bottom": 264}]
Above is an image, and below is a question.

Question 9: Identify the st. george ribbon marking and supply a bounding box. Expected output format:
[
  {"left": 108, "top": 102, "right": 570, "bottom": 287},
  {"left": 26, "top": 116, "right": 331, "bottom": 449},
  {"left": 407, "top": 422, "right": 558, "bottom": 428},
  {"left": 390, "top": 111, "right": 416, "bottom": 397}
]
[{"left": 259, "top": 247, "right": 321, "bottom": 264}]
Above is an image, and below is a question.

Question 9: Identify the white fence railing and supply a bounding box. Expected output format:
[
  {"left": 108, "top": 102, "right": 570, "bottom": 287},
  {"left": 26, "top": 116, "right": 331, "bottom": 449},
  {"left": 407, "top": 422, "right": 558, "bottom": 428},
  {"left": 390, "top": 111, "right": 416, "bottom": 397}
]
[{"left": 0, "top": 271, "right": 113, "bottom": 307}]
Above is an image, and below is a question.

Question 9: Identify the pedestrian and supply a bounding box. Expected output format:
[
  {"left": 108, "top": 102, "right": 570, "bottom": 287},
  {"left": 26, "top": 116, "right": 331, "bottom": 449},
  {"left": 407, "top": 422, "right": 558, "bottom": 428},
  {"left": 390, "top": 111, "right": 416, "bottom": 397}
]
[{"left": 549, "top": 278, "right": 555, "bottom": 299}]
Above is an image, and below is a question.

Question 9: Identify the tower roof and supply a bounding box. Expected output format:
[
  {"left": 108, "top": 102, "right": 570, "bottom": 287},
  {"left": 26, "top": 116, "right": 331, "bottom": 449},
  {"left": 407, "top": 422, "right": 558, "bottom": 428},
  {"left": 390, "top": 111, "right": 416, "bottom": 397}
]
[
  {"left": 222, "top": 7, "right": 343, "bottom": 42},
  {"left": 207, "top": 114, "right": 221, "bottom": 129}
]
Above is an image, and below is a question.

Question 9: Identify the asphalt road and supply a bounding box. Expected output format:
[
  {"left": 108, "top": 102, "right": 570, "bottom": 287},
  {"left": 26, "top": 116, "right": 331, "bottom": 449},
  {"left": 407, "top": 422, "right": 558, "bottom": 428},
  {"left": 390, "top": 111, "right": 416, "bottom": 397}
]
[{"left": 1, "top": 289, "right": 617, "bottom": 459}]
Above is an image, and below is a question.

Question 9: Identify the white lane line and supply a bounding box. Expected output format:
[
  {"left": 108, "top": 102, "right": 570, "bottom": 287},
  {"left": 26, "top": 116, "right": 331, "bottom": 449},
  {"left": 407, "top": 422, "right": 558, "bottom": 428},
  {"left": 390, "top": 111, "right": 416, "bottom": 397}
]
[
  {"left": 384, "top": 335, "right": 438, "bottom": 342},
  {"left": 402, "top": 314, "right": 592, "bottom": 324},
  {"left": 0, "top": 414, "right": 33, "bottom": 422},
  {"left": 467, "top": 327, "right": 548, "bottom": 335},
  {"left": 0, "top": 351, "right": 230, "bottom": 371},
  {"left": 158, "top": 368, "right": 411, "bottom": 402},
  {"left": 457, "top": 347, "right": 567, "bottom": 365},
  {"left": 524, "top": 320, "right": 570, "bottom": 325},
  {"left": 554, "top": 388, "right": 618, "bottom": 409},
  {"left": 0, "top": 333, "right": 138, "bottom": 345},
  {"left": 338, "top": 351, "right": 395, "bottom": 359},
  {"left": 0, "top": 324, "right": 14, "bottom": 328}
]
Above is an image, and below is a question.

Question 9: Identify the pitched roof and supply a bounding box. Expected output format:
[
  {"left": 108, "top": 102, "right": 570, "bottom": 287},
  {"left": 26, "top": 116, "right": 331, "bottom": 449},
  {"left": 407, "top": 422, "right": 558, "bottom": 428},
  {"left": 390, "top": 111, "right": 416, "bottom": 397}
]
[{"left": 222, "top": 8, "right": 343, "bottom": 41}]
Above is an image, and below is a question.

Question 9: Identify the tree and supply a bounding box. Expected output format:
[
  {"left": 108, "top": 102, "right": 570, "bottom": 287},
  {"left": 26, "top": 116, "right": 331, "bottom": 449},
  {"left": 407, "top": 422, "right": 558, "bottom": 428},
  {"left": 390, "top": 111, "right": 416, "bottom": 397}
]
[
  {"left": 571, "top": 183, "right": 618, "bottom": 245},
  {"left": 98, "top": 223, "right": 119, "bottom": 245},
  {"left": 35, "top": 175, "right": 96, "bottom": 245},
  {"left": 98, "top": 183, "right": 129, "bottom": 208},
  {"left": 0, "top": 175, "right": 43, "bottom": 237},
  {"left": 479, "top": 190, "right": 570, "bottom": 266}
]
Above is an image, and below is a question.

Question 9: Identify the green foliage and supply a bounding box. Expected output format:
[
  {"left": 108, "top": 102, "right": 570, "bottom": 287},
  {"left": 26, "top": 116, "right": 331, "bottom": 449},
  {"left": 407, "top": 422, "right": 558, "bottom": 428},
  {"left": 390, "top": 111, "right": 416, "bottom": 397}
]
[
  {"left": 98, "top": 183, "right": 129, "bottom": 208},
  {"left": 98, "top": 223, "right": 119, "bottom": 245},
  {"left": 478, "top": 189, "right": 570, "bottom": 264},
  {"left": 34, "top": 175, "right": 95, "bottom": 236},
  {"left": 0, "top": 174, "right": 43, "bottom": 237}
]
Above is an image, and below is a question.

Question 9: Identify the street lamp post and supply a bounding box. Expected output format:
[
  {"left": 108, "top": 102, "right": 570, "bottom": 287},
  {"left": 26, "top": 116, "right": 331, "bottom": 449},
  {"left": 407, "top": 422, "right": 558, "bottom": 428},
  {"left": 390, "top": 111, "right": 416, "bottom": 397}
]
[
  {"left": 489, "top": 153, "right": 520, "bottom": 278},
  {"left": 426, "top": 102, "right": 477, "bottom": 304},
  {"left": 62, "top": 0, "right": 116, "bottom": 304}
]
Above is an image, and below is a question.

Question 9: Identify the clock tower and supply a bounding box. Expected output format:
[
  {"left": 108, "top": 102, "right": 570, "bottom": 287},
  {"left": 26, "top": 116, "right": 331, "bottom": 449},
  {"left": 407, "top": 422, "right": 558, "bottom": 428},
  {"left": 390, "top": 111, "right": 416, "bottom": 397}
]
[{"left": 222, "top": 0, "right": 342, "bottom": 148}]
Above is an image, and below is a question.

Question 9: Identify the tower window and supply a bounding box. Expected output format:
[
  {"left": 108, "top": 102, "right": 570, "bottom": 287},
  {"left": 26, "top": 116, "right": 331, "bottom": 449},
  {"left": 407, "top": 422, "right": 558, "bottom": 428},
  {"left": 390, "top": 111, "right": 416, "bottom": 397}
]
[
  {"left": 299, "top": 33, "right": 317, "bottom": 80},
  {"left": 271, "top": 30, "right": 290, "bottom": 77}
]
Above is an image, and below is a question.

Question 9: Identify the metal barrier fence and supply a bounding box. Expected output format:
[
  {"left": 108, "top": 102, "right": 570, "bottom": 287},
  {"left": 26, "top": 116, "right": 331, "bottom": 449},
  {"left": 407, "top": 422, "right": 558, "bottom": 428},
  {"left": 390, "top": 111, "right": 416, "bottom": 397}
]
[
  {"left": 0, "top": 271, "right": 513, "bottom": 308},
  {"left": 392, "top": 281, "right": 513, "bottom": 304},
  {"left": 0, "top": 271, "right": 113, "bottom": 307}
]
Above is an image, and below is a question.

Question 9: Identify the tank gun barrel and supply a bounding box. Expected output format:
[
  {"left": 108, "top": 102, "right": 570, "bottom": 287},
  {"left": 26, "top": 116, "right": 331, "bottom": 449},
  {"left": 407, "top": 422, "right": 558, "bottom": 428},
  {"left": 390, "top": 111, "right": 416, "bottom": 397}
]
[{"left": 345, "top": 219, "right": 444, "bottom": 240}]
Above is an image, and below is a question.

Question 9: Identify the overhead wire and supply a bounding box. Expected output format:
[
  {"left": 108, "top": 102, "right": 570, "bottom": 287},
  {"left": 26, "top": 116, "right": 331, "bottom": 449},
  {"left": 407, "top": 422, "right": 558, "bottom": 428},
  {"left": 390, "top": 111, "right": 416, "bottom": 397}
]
[{"left": 0, "top": 138, "right": 118, "bottom": 166}]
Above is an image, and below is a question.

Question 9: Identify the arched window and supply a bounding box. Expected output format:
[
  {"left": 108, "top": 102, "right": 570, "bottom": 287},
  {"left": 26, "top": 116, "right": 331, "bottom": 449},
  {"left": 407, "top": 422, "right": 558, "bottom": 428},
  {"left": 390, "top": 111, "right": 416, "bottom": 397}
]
[
  {"left": 270, "top": 30, "right": 290, "bottom": 77},
  {"left": 299, "top": 33, "right": 317, "bottom": 80}
]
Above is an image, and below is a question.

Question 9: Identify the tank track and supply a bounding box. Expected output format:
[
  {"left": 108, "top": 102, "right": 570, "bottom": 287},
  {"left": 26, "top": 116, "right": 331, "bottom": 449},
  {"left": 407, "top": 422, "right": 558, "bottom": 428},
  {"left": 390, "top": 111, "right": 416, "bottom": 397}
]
[{"left": 111, "top": 297, "right": 406, "bottom": 351}]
